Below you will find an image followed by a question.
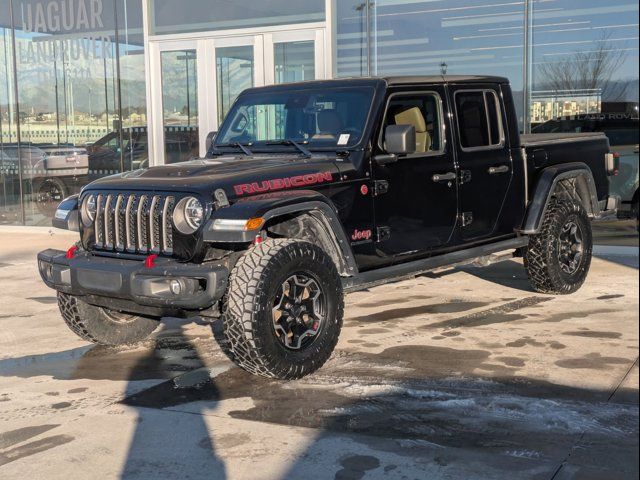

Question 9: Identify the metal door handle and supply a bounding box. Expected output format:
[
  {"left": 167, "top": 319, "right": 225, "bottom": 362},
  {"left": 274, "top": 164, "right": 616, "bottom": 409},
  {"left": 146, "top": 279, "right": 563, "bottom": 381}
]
[
  {"left": 432, "top": 172, "right": 457, "bottom": 182},
  {"left": 488, "top": 165, "right": 510, "bottom": 175}
]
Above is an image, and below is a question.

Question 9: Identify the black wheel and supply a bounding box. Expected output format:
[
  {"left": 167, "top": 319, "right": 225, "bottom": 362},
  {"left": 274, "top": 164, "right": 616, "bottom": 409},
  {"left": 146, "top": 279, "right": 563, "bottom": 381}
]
[
  {"left": 57, "top": 293, "right": 160, "bottom": 346},
  {"left": 220, "top": 239, "right": 344, "bottom": 379},
  {"left": 524, "top": 198, "right": 593, "bottom": 295},
  {"left": 632, "top": 196, "right": 639, "bottom": 233},
  {"left": 34, "top": 177, "right": 67, "bottom": 217}
]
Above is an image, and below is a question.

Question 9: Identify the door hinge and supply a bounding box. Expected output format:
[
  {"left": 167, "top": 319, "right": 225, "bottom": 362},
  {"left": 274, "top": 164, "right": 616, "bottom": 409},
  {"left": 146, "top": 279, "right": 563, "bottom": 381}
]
[
  {"left": 376, "top": 226, "right": 391, "bottom": 243},
  {"left": 373, "top": 180, "right": 389, "bottom": 196},
  {"left": 460, "top": 170, "right": 472, "bottom": 184},
  {"left": 459, "top": 212, "right": 474, "bottom": 227}
]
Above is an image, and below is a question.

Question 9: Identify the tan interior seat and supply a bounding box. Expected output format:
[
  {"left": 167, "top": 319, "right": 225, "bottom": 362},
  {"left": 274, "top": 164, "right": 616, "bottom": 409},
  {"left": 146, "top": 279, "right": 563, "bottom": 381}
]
[
  {"left": 394, "top": 107, "right": 431, "bottom": 153},
  {"left": 313, "top": 110, "right": 343, "bottom": 140}
]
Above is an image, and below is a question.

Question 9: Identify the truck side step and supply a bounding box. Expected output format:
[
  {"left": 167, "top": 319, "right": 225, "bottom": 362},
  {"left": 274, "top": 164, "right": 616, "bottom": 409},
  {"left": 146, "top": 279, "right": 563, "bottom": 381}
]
[{"left": 342, "top": 236, "right": 529, "bottom": 293}]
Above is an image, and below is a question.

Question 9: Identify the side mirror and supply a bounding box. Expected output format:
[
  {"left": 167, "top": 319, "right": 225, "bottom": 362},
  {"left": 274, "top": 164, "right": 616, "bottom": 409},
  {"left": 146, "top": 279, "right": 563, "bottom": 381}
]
[
  {"left": 385, "top": 124, "right": 416, "bottom": 155},
  {"left": 206, "top": 131, "right": 218, "bottom": 151}
]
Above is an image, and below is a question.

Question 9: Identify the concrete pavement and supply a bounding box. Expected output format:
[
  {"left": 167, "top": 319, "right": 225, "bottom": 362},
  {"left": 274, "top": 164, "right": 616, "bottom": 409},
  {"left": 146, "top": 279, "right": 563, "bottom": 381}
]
[{"left": 0, "top": 228, "right": 638, "bottom": 479}]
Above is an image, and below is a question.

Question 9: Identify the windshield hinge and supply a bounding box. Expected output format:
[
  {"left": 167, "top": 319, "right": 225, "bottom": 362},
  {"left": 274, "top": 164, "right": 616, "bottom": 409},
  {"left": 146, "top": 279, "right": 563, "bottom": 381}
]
[{"left": 373, "top": 180, "right": 389, "bottom": 196}]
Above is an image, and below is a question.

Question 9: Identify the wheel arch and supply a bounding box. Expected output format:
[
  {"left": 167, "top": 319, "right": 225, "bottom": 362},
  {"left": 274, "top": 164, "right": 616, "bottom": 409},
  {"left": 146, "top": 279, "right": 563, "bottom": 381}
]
[
  {"left": 203, "top": 191, "right": 358, "bottom": 276},
  {"left": 520, "top": 162, "right": 599, "bottom": 234}
]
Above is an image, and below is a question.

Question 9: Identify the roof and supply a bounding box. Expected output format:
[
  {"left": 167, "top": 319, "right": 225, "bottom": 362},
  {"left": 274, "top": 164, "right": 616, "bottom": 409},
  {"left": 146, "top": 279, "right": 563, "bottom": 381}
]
[
  {"left": 384, "top": 75, "right": 510, "bottom": 85},
  {"left": 242, "top": 75, "right": 510, "bottom": 93}
]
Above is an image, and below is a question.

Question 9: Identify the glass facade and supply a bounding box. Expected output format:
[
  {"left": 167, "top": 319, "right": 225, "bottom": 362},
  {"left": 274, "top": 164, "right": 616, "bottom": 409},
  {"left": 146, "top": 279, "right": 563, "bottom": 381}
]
[
  {"left": 1, "top": 0, "right": 145, "bottom": 226},
  {"left": 150, "top": 0, "right": 325, "bottom": 36},
  {"left": 336, "top": 0, "right": 639, "bottom": 130},
  {"left": 1, "top": 0, "right": 638, "bottom": 227}
]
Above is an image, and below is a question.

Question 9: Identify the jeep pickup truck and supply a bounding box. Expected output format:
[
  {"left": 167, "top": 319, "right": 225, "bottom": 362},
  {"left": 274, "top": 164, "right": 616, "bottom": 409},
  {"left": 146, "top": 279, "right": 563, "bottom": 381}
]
[{"left": 38, "top": 76, "right": 619, "bottom": 379}]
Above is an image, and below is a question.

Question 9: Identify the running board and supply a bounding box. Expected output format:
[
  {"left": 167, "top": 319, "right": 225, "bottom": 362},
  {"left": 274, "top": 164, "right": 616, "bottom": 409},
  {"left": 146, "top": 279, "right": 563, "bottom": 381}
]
[{"left": 342, "top": 236, "right": 529, "bottom": 293}]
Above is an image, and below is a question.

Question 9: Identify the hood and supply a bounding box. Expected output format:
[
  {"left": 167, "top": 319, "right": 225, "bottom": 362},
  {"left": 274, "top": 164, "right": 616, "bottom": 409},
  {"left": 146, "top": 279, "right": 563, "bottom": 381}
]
[{"left": 83, "top": 154, "right": 341, "bottom": 200}]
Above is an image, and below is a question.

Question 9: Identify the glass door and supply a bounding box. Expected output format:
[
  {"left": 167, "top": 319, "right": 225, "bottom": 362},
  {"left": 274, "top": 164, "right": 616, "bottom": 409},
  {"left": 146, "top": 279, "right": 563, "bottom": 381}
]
[
  {"left": 149, "top": 28, "right": 325, "bottom": 164},
  {"left": 149, "top": 39, "right": 204, "bottom": 165},
  {"left": 211, "top": 36, "right": 264, "bottom": 128},
  {"left": 265, "top": 29, "right": 325, "bottom": 85}
]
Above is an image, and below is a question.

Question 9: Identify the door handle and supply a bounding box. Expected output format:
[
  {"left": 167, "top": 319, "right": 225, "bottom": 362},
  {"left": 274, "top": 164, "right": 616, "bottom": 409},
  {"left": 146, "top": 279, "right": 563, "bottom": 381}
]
[
  {"left": 488, "top": 165, "right": 510, "bottom": 175},
  {"left": 432, "top": 172, "right": 457, "bottom": 183}
]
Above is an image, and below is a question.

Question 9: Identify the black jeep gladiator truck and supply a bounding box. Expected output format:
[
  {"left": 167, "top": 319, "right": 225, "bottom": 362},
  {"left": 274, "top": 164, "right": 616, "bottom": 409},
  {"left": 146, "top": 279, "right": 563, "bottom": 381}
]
[{"left": 38, "top": 76, "right": 619, "bottom": 379}]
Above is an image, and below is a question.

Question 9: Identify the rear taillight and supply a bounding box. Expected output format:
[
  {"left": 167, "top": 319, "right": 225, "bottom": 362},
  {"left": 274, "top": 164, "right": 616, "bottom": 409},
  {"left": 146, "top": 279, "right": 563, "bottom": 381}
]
[{"left": 605, "top": 152, "right": 620, "bottom": 176}]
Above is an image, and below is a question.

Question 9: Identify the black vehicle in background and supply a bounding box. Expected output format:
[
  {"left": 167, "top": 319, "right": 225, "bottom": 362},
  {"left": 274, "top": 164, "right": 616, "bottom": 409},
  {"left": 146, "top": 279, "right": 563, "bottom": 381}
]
[
  {"left": 86, "top": 126, "right": 199, "bottom": 178},
  {"left": 533, "top": 114, "right": 639, "bottom": 228},
  {"left": 39, "top": 76, "right": 618, "bottom": 379}
]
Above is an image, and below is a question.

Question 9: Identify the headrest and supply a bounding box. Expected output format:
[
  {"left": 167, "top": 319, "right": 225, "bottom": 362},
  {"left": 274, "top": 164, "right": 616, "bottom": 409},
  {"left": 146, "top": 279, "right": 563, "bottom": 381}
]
[
  {"left": 317, "top": 110, "right": 343, "bottom": 135},
  {"left": 394, "top": 107, "right": 427, "bottom": 133}
]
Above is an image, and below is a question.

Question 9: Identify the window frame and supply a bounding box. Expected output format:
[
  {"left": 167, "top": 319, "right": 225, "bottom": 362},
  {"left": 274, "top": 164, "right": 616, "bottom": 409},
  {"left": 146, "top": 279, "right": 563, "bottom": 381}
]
[
  {"left": 454, "top": 89, "right": 505, "bottom": 153},
  {"left": 377, "top": 90, "right": 447, "bottom": 158}
]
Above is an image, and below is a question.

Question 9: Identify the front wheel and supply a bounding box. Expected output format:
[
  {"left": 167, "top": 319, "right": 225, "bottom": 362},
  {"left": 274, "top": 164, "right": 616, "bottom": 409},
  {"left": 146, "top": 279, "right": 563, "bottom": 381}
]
[
  {"left": 524, "top": 198, "right": 593, "bottom": 295},
  {"left": 57, "top": 293, "right": 160, "bottom": 346},
  {"left": 220, "top": 239, "right": 344, "bottom": 379}
]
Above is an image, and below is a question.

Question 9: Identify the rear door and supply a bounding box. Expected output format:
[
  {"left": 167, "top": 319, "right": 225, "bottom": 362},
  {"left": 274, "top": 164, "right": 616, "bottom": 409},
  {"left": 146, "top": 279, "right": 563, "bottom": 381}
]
[
  {"left": 372, "top": 86, "right": 458, "bottom": 258},
  {"left": 450, "top": 85, "right": 513, "bottom": 240}
]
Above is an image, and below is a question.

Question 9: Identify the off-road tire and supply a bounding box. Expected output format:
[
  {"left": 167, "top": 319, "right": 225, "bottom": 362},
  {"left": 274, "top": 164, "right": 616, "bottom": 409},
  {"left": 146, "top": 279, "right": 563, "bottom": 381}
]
[
  {"left": 57, "top": 292, "right": 160, "bottom": 346},
  {"left": 524, "top": 198, "right": 593, "bottom": 295},
  {"left": 221, "top": 239, "right": 344, "bottom": 379}
]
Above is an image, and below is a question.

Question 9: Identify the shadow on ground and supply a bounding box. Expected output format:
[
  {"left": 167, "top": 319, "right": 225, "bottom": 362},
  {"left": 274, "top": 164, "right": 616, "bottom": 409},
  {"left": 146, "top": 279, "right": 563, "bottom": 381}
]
[{"left": 114, "top": 325, "right": 638, "bottom": 480}]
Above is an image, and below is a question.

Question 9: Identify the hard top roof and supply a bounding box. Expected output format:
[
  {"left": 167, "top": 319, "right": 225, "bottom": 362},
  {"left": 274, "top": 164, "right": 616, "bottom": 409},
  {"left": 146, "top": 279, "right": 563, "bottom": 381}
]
[{"left": 241, "top": 75, "right": 510, "bottom": 93}]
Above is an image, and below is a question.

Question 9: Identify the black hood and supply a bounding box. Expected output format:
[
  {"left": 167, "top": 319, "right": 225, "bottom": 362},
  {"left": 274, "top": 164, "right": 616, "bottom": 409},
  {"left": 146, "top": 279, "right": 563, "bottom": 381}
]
[{"left": 83, "top": 154, "right": 342, "bottom": 200}]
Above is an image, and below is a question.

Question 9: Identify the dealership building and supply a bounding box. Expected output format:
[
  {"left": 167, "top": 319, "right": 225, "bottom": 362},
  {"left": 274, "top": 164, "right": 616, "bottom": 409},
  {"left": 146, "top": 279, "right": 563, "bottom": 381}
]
[{"left": 1, "top": 0, "right": 638, "bottom": 226}]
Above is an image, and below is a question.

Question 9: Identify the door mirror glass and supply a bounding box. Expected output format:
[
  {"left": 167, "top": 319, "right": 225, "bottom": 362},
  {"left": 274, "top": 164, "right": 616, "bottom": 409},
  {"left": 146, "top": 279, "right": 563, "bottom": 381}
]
[
  {"left": 206, "top": 131, "right": 218, "bottom": 151},
  {"left": 385, "top": 125, "right": 416, "bottom": 155}
]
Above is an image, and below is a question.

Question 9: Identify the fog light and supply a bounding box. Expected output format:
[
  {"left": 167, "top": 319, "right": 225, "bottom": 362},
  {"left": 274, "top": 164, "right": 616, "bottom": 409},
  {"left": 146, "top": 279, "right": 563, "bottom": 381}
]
[{"left": 170, "top": 279, "right": 183, "bottom": 295}]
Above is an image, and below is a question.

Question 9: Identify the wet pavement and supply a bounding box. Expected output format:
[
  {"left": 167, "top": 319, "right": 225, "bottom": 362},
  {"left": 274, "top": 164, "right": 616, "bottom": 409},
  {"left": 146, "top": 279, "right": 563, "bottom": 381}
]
[{"left": 0, "top": 229, "right": 638, "bottom": 479}]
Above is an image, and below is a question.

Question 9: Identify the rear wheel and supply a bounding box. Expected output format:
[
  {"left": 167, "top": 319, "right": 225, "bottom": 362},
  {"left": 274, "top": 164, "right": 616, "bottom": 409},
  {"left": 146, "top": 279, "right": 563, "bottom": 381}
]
[
  {"left": 524, "top": 198, "right": 593, "bottom": 295},
  {"left": 57, "top": 293, "right": 160, "bottom": 346},
  {"left": 220, "top": 239, "right": 343, "bottom": 379},
  {"left": 34, "top": 178, "right": 67, "bottom": 217}
]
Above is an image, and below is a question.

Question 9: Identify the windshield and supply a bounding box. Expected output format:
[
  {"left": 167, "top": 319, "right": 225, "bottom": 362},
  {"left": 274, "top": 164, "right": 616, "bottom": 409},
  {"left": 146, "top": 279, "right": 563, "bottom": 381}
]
[{"left": 215, "top": 87, "right": 374, "bottom": 150}]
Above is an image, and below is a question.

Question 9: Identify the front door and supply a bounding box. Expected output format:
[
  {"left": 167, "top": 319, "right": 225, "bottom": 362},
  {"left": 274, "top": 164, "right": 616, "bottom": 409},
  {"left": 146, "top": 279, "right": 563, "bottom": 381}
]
[
  {"left": 450, "top": 86, "right": 513, "bottom": 240},
  {"left": 149, "top": 28, "right": 326, "bottom": 165},
  {"left": 373, "top": 87, "right": 458, "bottom": 259}
]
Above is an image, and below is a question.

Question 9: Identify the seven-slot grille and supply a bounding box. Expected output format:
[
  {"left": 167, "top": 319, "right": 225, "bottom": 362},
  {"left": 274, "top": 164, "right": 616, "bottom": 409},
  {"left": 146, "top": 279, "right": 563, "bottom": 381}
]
[{"left": 92, "top": 193, "right": 175, "bottom": 255}]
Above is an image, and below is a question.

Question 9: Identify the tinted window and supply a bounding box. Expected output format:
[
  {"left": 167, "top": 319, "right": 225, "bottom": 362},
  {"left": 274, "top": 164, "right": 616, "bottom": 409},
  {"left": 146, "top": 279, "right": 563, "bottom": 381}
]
[
  {"left": 456, "top": 91, "right": 503, "bottom": 149},
  {"left": 383, "top": 93, "right": 442, "bottom": 153}
]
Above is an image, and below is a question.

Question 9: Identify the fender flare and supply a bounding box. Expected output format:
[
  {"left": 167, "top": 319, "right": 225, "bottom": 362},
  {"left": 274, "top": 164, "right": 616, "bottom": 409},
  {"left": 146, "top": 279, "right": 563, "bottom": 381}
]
[
  {"left": 520, "top": 162, "right": 600, "bottom": 234},
  {"left": 202, "top": 190, "right": 358, "bottom": 276}
]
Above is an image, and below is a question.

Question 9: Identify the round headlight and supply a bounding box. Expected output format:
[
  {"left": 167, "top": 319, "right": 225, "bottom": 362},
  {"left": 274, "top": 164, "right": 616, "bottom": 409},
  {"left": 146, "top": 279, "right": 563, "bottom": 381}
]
[
  {"left": 174, "top": 196, "right": 204, "bottom": 234},
  {"left": 81, "top": 194, "right": 97, "bottom": 226}
]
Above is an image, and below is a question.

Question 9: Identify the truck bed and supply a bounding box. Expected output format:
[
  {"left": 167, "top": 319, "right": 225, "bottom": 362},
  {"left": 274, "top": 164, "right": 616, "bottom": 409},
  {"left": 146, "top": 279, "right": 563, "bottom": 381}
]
[
  {"left": 522, "top": 132, "right": 610, "bottom": 203},
  {"left": 520, "top": 132, "right": 605, "bottom": 147}
]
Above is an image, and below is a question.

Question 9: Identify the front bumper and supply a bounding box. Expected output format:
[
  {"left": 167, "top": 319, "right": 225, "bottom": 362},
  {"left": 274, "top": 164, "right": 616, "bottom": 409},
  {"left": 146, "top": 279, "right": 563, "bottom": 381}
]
[{"left": 37, "top": 249, "right": 228, "bottom": 316}]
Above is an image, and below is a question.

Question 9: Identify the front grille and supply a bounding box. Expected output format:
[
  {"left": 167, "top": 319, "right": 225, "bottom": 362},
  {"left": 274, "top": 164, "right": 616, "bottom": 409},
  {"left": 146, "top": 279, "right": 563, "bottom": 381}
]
[{"left": 93, "top": 193, "right": 175, "bottom": 255}]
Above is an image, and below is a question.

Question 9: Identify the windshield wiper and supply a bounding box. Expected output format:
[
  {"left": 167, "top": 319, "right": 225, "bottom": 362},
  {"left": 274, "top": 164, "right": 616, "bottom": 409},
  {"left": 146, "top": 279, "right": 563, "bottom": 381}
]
[
  {"left": 266, "top": 139, "right": 312, "bottom": 158},
  {"left": 216, "top": 142, "right": 254, "bottom": 156}
]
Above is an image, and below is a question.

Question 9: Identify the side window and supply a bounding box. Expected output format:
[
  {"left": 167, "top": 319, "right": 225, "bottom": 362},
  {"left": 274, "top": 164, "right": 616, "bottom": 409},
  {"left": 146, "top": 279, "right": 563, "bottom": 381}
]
[
  {"left": 383, "top": 93, "right": 442, "bottom": 154},
  {"left": 455, "top": 90, "right": 504, "bottom": 149}
]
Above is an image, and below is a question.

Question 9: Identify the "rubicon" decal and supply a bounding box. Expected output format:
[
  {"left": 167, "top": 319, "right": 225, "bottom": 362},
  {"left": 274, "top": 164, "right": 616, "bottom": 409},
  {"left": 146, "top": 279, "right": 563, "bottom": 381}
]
[{"left": 234, "top": 172, "right": 333, "bottom": 196}]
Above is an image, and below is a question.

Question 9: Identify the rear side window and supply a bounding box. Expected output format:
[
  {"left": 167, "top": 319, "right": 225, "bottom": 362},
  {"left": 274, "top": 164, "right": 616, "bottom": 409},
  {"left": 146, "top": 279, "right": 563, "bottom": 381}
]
[{"left": 455, "top": 90, "right": 503, "bottom": 149}]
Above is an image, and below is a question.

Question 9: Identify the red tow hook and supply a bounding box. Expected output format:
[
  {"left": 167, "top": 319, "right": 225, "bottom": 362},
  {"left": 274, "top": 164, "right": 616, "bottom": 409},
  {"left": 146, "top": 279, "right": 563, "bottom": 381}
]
[
  {"left": 144, "top": 254, "right": 158, "bottom": 268},
  {"left": 66, "top": 245, "right": 79, "bottom": 259}
]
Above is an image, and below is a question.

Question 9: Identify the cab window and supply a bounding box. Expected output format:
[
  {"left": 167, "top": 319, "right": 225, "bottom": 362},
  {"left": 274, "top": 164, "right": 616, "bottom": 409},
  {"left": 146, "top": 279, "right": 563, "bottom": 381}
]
[{"left": 382, "top": 92, "right": 443, "bottom": 154}]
